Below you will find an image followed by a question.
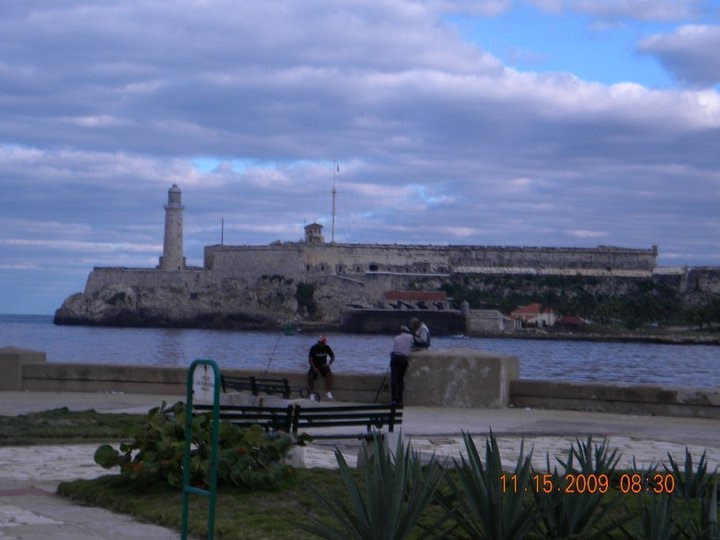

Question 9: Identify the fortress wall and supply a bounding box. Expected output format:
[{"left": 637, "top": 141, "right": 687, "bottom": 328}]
[
  {"left": 85, "top": 267, "right": 215, "bottom": 295},
  {"left": 204, "top": 245, "right": 305, "bottom": 280},
  {"left": 687, "top": 267, "right": 720, "bottom": 295},
  {"left": 206, "top": 243, "right": 454, "bottom": 278},
  {"left": 71, "top": 242, "right": 662, "bottom": 328},
  {"left": 204, "top": 243, "right": 657, "bottom": 281},
  {"left": 453, "top": 267, "right": 653, "bottom": 277},
  {"left": 449, "top": 246, "right": 657, "bottom": 271},
  {"left": 303, "top": 244, "right": 451, "bottom": 274},
  {"left": 86, "top": 268, "right": 173, "bottom": 295}
]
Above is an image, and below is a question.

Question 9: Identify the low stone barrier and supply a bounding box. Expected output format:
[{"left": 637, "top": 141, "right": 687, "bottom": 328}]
[
  {"left": 0, "top": 347, "right": 48, "bottom": 391},
  {"left": 19, "top": 362, "right": 386, "bottom": 402},
  {"left": 404, "top": 348, "right": 519, "bottom": 408},
  {"left": 511, "top": 380, "right": 720, "bottom": 419},
  {"left": 4, "top": 346, "right": 720, "bottom": 418}
]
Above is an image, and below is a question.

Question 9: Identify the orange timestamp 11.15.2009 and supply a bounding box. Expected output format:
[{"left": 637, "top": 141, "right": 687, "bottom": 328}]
[{"left": 500, "top": 473, "right": 676, "bottom": 495}]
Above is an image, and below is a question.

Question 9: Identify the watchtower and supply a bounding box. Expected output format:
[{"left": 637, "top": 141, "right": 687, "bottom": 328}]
[
  {"left": 304, "top": 223, "right": 325, "bottom": 244},
  {"left": 159, "top": 184, "right": 185, "bottom": 270}
]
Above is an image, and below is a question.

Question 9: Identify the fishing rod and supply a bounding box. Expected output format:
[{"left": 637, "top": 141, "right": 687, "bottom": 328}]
[
  {"left": 262, "top": 330, "right": 284, "bottom": 376},
  {"left": 373, "top": 365, "right": 390, "bottom": 403}
]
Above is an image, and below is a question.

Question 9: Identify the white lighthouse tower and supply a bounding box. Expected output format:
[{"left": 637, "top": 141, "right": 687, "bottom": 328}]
[{"left": 158, "top": 184, "right": 185, "bottom": 271}]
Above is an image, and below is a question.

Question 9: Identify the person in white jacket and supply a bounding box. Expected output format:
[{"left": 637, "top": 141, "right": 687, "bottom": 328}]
[
  {"left": 389, "top": 325, "right": 413, "bottom": 406},
  {"left": 410, "top": 317, "right": 431, "bottom": 349}
]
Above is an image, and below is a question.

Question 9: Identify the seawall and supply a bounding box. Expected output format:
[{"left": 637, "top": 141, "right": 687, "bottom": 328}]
[{"left": 2, "top": 347, "right": 718, "bottom": 419}]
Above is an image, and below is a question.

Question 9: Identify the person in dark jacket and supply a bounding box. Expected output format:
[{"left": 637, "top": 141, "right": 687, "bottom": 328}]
[{"left": 307, "top": 335, "right": 335, "bottom": 400}]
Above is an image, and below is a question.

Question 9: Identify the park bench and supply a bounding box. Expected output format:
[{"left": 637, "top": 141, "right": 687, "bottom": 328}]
[
  {"left": 220, "top": 375, "right": 292, "bottom": 399},
  {"left": 193, "top": 403, "right": 295, "bottom": 433},
  {"left": 291, "top": 403, "right": 402, "bottom": 439},
  {"left": 193, "top": 402, "right": 402, "bottom": 440}
]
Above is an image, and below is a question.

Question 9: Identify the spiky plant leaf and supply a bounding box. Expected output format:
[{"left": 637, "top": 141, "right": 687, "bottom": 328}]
[
  {"left": 535, "top": 435, "right": 630, "bottom": 539},
  {"left": 298, "top": 433, "right": 445, "bottom": 540},
  {"left": 666, "top": 448, "right": 716, "bottom": 500},
  {"left": 440, "top": 430, "right": 539, "bottom": 540}
]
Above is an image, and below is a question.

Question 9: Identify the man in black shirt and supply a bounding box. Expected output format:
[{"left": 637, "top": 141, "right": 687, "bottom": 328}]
[{"left": 307, "top": 335, "right": 335, "bottom": 400}]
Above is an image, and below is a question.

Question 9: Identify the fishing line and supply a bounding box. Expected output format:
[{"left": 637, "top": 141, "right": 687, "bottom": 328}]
[
  {"left": 374, "top": 364, "right": 390, "bottom": 403},
  {"left": 262, "top": 330, "right": 283, "bottom": 376}
]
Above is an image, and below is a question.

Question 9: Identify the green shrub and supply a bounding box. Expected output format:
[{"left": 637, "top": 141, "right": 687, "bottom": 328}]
[{"left": 94, "top": 401, "right": 296, "bottom": 490}]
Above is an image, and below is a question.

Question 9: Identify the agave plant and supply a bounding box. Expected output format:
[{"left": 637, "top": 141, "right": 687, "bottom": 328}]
[
  {"left": 557, "top": 435, "right": 621, "bottom": 474},
  {"left": 701, "top": 476, "right": 719, "bottom": 540},
  {"left": 298, "top": 433, "right": 446, "bottom": 540},
  {"left": 631, "top": 456, "right": 659, "bottom": 481},
  {"left": 534, "top": 435, "right": 630, "bottom": 539},
  {"left": 665, "top": 448, "right": 717, "bottom": 499},
  {"left": 688, "top": 475, "right": 719, "bottom": 540},
  {"left": 437, "top": 430, "right": 539, "bottom": 540},
  {"left": 631, "top": 494, "right": 686, "bottom": 540}
]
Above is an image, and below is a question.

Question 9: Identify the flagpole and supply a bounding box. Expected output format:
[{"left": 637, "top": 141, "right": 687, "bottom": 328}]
[{"left": 331, "top": 161, "right": 338, "bottom": 243}]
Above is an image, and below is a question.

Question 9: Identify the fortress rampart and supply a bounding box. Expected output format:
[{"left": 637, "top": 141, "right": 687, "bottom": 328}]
[
  {"left": 57, "top": 241, "right": 667, "bottom": 329},
  {"left": 53, "top": 185, "right": 718, "bottom": 330},
  {"left": 203, "top": 242, "right": 658, "bottom": 281}
]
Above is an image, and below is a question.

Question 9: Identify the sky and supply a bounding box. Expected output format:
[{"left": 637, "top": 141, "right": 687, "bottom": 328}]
[{"left": 1, "top": 0, "right": 719, "bottom": 315}]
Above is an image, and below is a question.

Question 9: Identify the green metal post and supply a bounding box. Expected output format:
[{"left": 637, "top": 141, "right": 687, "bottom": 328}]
[{"left": 181, "top": 358, "right": 222, "bottom": 540}]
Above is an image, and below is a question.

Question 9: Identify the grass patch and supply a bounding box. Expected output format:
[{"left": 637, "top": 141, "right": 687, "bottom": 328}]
[
  {"left": 0, "top": 408, "right": 145, "bottom": 445},
  {"left": 58, "top": 468, "right": 710, "bottom": 539},
  {"left": 59, "top": 469, "right": 364, "bottom": 539}
]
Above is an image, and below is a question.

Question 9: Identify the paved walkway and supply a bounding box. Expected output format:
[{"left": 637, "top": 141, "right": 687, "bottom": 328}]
[{"left": 1, "top": 391, "right": 719, "bottom": 538}]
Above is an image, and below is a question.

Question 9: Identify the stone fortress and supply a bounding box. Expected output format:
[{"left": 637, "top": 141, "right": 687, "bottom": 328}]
[{"left": 55, "top": 185, "right": 720, "bottom": 331}]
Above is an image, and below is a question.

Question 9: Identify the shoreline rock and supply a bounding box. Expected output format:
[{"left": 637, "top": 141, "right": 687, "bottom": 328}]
[{"left": 473, "top": 329, "right": 720, "bottom": 346}]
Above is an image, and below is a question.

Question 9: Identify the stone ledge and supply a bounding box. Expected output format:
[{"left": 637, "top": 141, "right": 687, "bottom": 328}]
[
  {"left": 405, "top": 348, "right": 519, "bottom": 408},
  {"left": 7, "top": 358, "right": 720, "bottom": 418},
  {"left": 20, "top": 363, "right": 389, "bottom": 402},
  {"left": 511, "top": 380, "right": 720, "bottom": 419},
  {"left": 0, "top": 347, "right": 47, "bottom": 391}
]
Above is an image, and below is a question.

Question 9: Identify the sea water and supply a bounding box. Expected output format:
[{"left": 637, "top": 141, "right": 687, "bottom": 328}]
[{"left": 0, "top": 315, "right": 718, "bottom": 388}]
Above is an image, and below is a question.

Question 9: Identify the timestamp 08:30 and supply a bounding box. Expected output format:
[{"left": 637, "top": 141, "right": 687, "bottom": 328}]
[{"left": 500, "top": 473, "right": 676, "bottom": 495}]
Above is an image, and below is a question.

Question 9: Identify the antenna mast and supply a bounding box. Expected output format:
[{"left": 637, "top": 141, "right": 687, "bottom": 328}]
[{"left": 331, "top": 161, "right": 338, "bottom": 243}]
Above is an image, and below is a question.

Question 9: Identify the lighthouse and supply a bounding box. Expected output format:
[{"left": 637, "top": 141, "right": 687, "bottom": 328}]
[{"left": 158, "top": 184, "right": 185, "bottom": 270}]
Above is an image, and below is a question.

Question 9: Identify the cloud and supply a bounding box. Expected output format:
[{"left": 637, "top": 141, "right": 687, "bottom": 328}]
[
  {"left": 0, "top": 0, "right": 719, "bottom": 314},
  {"left": 427, "top": 0, "right": 511, "bottom": 16},
  {"left": 569, "top": 230, "right": 608, "bottom": 239},
  {"left": 638, "top": 25, "right": 720, "bottom": 86},
  {"left": 529, "top": 0, "right": 701, "bottom": 21},
  {"left": 0, "top": 239, "right": 161, "bottom": 254}
]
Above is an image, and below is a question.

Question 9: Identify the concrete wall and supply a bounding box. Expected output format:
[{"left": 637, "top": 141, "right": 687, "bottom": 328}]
[
  {"left": 6, "top": 354, "right": 720, "bottom": 418},
  {"left": 20, "top": 362, "right": 390, "bottom": 403},
  {"left": 404, "top": 348, "right": 519, "bottom": 408},
  {"left": 0, "top": 347, "right": 47, "bottom": 391},
  {"left": 511, "top": 380, "right": 720, "bottom": 419}
]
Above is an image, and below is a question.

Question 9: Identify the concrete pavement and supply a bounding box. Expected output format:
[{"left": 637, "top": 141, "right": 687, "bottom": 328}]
[{"left": 1, "top": 391, "right": 719, "bottom": 538}]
